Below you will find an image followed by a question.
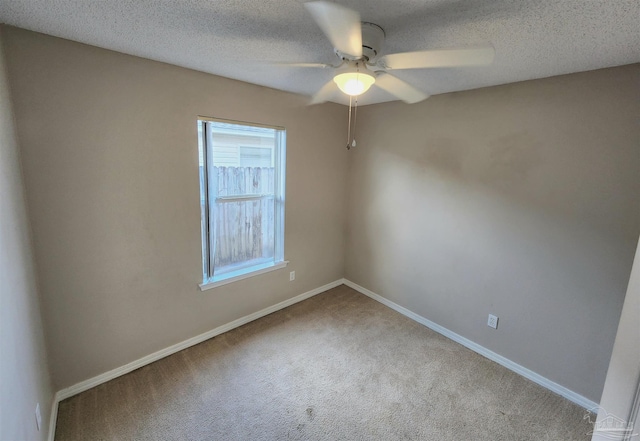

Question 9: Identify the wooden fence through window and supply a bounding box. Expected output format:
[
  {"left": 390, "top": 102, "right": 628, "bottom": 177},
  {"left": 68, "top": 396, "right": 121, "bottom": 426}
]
[{"left": 211, "top": 166, "right": 275, "bottom": 269}]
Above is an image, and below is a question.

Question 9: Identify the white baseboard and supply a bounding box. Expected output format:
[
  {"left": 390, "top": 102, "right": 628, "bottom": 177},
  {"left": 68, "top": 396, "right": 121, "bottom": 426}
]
[
  {"left": 47, "top": 393, "right": 59, "bottom": 441},
  {"left": 48, "top": 278, "right": 343, "bottom": 440},
  {"left": 343, "top": 278, "right": 598, "bottom": 411}
]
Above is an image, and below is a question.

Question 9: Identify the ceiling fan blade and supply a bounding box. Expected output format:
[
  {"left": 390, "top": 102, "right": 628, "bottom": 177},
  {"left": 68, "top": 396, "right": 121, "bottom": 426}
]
[
  {"left": 274, "top": 62, "right": 334, "bottom": 69},
  {"left": 379, "top": 46, "right": 495, "bottom": 70},
  {"left": 309, "top": 80, "right": 338, "bottom": 105},
  {"left": 375, "top": 73, "right": 429, "bottom": 104},
  {"left": 304, "top": 1, "right": 362, "bottom": 58}
]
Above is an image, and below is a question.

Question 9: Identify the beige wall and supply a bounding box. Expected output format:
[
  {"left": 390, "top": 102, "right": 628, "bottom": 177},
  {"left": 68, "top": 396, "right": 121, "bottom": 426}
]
[
  {"left": 346, "top": 65, "right": 640, "bottom": 402},
  {"left": 0, "top": 30, "right": 53, "bottom": 440},
  {"left": 2, "top": 26, "right": 349, "bottom": 390}
]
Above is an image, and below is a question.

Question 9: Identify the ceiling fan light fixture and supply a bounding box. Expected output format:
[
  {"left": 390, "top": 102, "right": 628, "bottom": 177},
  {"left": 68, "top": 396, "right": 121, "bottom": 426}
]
[{"left": 333, "top": 69, "right": 375, "bottom": 96}]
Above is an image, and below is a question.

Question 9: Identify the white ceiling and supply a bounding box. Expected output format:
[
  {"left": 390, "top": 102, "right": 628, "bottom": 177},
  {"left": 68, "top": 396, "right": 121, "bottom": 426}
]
[{"left": 0, "top": 0, "right": 638, "bottom": 105}]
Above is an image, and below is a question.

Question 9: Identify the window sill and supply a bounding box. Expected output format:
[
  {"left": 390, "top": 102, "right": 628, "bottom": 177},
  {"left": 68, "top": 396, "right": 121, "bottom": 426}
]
[{"left": 199, "top": 260, "right": 289, "bottom": 291}]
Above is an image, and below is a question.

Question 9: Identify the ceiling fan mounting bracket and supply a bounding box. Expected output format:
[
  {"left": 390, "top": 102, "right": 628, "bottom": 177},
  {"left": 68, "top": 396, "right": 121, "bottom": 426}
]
[
  {"left": 361, "top": 22, "right": 385, "bottom": 61},
  {"left": 334, "top": 22, "right": 385, "bottom": 62}
]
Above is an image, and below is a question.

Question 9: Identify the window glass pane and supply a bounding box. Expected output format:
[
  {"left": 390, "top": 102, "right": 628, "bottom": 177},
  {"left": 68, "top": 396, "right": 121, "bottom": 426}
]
[
  {"left": 212, "top": 166, "right": 274, "bottom": 198},
  {"left": 239, "top": 146, "right": 272, "bottom": 167},
  {"left": 207, "top": 122, "right": 276, "bottom": 197},
  {"left": 213, "top": 197, "right": 275, "bottom": 274}
]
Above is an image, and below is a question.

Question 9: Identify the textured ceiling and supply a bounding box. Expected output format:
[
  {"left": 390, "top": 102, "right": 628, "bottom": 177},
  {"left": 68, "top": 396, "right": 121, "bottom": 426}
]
[{"left": 0, "top": 0, "right": 638, "bottom": 105}]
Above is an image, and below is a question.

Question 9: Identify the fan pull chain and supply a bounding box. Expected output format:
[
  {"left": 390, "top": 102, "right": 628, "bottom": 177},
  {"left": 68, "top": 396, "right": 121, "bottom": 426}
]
[
  {"left": 346, "top": 96, "right": 359, "bottom": 150},
  {"left": 351, "top": 96, "right": 358, "bottom": 149},
  {"left": 346, "top": 95, "right": 352, "bottom": 150}
]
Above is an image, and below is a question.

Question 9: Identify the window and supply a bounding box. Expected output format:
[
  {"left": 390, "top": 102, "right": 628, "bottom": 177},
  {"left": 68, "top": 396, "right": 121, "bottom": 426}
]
[{"left": 198, "top": 118, "right": 286, "bottom": 289}]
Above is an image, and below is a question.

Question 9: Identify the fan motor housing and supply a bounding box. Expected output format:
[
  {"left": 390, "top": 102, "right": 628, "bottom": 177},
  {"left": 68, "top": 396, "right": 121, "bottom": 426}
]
[
  {"left": 336, "top": 22, "right": 385, "bottom": 62},
  {"left": 362, "top": 22, "right": 385, "bottom": 61}
]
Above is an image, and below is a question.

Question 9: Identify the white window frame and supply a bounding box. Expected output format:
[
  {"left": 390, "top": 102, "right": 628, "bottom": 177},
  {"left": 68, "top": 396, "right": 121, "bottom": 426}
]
[{"left": 198, "top": 117, "right": 287, "bottom": 290}]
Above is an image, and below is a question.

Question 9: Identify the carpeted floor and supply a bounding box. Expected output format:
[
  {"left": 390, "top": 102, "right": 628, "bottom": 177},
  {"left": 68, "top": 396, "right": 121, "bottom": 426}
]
[{"left": 55, "top": 285, "right": 594, "bottom": 440}]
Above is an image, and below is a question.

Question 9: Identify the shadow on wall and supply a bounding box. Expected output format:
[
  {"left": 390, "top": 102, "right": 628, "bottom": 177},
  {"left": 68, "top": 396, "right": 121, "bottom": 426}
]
[
  {"left": 356, "top": 142, "right": 633, "bottom": 399},
  {"left": 346, "top": 70, "right": 640, "bottom": 401}
]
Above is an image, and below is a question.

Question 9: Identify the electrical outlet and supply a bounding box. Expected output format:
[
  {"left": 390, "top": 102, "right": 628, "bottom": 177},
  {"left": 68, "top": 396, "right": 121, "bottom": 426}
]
[
  {"left": 35, "top": 403, "right": 41, "bottom": 431},
  {"left": 289, "top": 271, "right": 295, "bottom": 281},
  {"left": 487, "top": 314, "right": 499, "bottom": 329}
]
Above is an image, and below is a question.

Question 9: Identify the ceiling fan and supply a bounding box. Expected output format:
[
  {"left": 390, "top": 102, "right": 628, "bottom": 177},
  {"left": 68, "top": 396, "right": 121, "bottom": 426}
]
[{"left": 285, "top": 1, "right": 495, "bottom": 104}]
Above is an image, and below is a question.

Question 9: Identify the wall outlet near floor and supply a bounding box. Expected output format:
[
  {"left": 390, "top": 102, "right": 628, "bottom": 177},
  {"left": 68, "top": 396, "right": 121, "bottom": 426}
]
[
  {"left": 35, "top": 402, "right": 42, "bottom": 431},
  {"left": 487, "top": 314, "right": 499, "bottom": 329},
  {"left": 289, "top": 271, "right": 295, "bottom": 281}
]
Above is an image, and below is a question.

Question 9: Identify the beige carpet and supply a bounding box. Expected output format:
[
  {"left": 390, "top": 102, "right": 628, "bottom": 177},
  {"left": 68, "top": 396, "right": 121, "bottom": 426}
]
[{"left": 55, "top": 285, "right": 593, "bottom": 440}]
